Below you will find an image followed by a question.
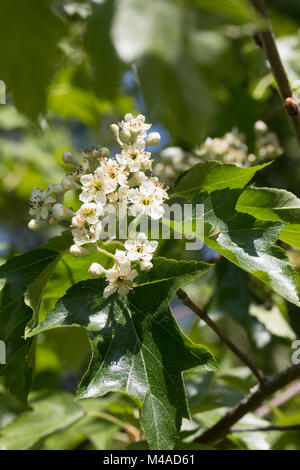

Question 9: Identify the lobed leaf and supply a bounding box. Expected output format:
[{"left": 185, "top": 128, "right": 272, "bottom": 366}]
[
  {"left": 164, "top": 189, "right": 300, "bottom": 307},
  {"left": 28, "top": 258, "right": 217, "bottom": 449},
  {"left": 0, "top": 232, "right": 73, "bottom": 404},
  {"left": 236, "top": 187, "right": 300, "bottom": 223},
  {"left": 175, "top": 161, "right": 271, "bottom": 199},
  {"left": 0, "top": 391, "right": 84, "bottom": 450}
]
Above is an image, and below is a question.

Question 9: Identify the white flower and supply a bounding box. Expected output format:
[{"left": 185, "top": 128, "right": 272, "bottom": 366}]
[
  {"left": 76, "top": 203, "right": 103, "bottom": 225},
  {"left": 100, "top": 159, "right": 128, "bottom": 187},
  {"left": 72, "top": 222, "right": 102, "bottom": 246},
  {"left": 28, "top": 113, "right": 168, "bottom": 295},
  {"left": 104, "top": 262, "right": 138, "bottom": 298},
  {"left": 29, "top": 187, "right": 56, "bottom": 221},
  {"left": 80, "top": 167, "right": 115, "bottom": 204},
  {"left": 130, "top": 171, "right": 148, "bottom": 186},
  {"left": 114, "top": 249, "right": 129, "bottom": 264},
  {"left": 124, "top": 233, "right": 158, "bottom": 262},
  {"left": 116, "top": 145, "right": 152, "bottom": 173},
  {"left": 127, "top": 177, "right": 168, "bottom": 220},
  {"left": 119, "top": 113, "right": 151, "bottom": 139}
]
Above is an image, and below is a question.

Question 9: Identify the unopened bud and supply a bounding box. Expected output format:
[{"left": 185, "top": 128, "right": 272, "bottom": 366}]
[
  {"left": 119, "top": 128, "right": 131, "bottom": 144},
  {"left": 254, "top": 121, "right": 268, "bottom": 133},
  {"left": 140, "top": 260, "right": 153, "bottom": 271},
  {"left": 98, "top": 147, "right": 110, "bottom": 158},
  {"left": 145, "top": 132, "right": 161, "bottom": 146},
  {"left": 28, "top": 219, "right": 40, "bottom": 231},
  {"left": 52, "top": 183, "right": 64, "bottom": 193},
  {"left": 61, "top": 177, "right": 75, "bottom": 191},
  {"left": 70, "top": 244, "right": 88, "bottom": 258},
  {"left": 88, "top": 262, "right": 106, "bottom": 277},
  {"left": 110, "top": 124, "right": 120, "bottom": 140},
  {"left": 52, "top": 203, "right": 67, "bottom": 220},
  {"left": 62, "top": 151, "right": 78, "bottom": 166}
]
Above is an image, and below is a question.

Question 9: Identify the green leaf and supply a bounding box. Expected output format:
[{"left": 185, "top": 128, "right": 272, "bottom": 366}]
[
  {"left": 84, "top": 1, "right": 125, "bottom": 99},
  {"left": 280, "top": 224, "right": 300, "bottom": 250},
  {"left": 175, "top": 161, "right": 271, "bottom": 199},
  {"left": 236, "top": 187, "right": 300, "bottom": 223},
  {"left": 28, "top": 258, "right": 217, "bottom": 449},
  {"left": 0, "top": 232, "right": 73, "bottom": 404},
  {"left": 193, "top": 0, "right": 258, "bottom": 25},
  {"left": 127, "top": 440, "right": 215, "bottom": 450},
  {"left": 0, "top": 0, "right": 65, "bottom": 119},
  {"left": 43, "top": 241, "right": 122, "bottom": 304},
  {"left": 249, "top": 303, "right": 296, "bottom": 341},
  {"left": 164, "top": 189, "right": 300, "bottom": 306},
  {"left": 110, "top": 0, "right": 215, "bottom": 145},
  {"left": 0, "top": 391, "right": 84, "bottom": 450},
  {"left": 206, "top": 259, "right": 267, "bottom": 349}
]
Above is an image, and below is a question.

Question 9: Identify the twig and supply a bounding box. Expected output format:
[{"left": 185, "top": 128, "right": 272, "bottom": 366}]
[
  {"left": 196, "top": 363, "right": 300, "bottom": 445},
  {"left": 256, "top": 379, "right": 300, "bottom": 418},
  {"left": 87, "top": 410, "right": 140, "bottom": 443},
  {"left": 87, "top": 410, "right": 127, "bottom": 428},
  {"left": 177, "top": 288, "right": 264, "bottom": 383},
  {"left": 249, "top": 0, "right": 300, "bottom": 146},
  {"left": 231, "top": 424, "right": 300, "bottom": 433}
]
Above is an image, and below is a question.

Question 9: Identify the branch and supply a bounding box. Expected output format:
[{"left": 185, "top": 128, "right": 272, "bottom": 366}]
[
  {"left": 231, "top": 424, "right": 300, "bottom": 433},
  {"left": 249, "top": 0, "right": 300, "bottom": 146},
  {"left": 176, "top": 288, "right": 264, "bottom": 383},
  {"left": 256, "top": 379, "right": 300, "bottom": 418},
  {"left": 196, "top": 363, "right": 300, "bottom": 445}
]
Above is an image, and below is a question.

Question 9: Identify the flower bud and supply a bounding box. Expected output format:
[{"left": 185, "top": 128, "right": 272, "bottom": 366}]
[
  {"left": 110, "top": 124, "right": 120, "bottom": 141},
  {"left": 52, "top": 203, "right": 67, "bottom": 220},
  {"left": 254, "top": 121, "right": 268, "bottom": 133},
  {"left": 62, "top": 151, "right": 78, "bottom": 166},
  {"left": 145, "top": 132, "right": 161, "bottom": 146},
  {"left": 97, "top": 147, "right": 110, "bottom": 158},
  {"left": 70, "top": 244, "right": 88, "bottom": 258},
  {"left": 52, "top": 183, "right": 64, "bottom": 193},
  {"left": 61, "top": 177, "right": 76, "bottom": 191},
  {"left": 119, "top": 128, "right": 131, "bottom": 144},
  {"left": 28, "top": 219, "right": 40, "bottom": 231},
  {"left": 88, "top": 262, "right": 106, "bottom": 277},
  {"left": 140, "top": 260, "right": 153, "bottom": 271}
]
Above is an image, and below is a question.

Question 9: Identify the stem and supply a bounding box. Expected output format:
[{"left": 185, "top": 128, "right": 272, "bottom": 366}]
[
  {"left": 87, "top": 410, "right": 140, "bottom": 442},
  {"left": 177, "top": 288, "right": 264, "bottom": 383},
  {"left": 97, "top": 247, "right": 116, "bottom": 260},
  {"left": 197, "top": 363, "right": 300, "bottom": 445},
  {"left": 249, "top": 0, "right": 300, "bottom": 146},
  {"left": 231, "top": 424, "right": 300, "bottom": 433},
  {"left": 87, "top": 410, "right": 127, "bottom": 428},
  {"left": 256, "top": 379, "right": 300, "bottom": 418}
]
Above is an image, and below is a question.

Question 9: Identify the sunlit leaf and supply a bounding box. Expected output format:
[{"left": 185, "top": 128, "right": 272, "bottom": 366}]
[{"left": 28, "top": 258, "right": 217, "bottom": 449}]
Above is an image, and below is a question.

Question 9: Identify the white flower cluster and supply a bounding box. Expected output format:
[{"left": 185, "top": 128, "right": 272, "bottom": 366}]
[
  {"left": 28, "top": 113, "right": 168, "bottom": 298},
  {"left": 155, "top": 121, "right": 283, "bottom": 184}
]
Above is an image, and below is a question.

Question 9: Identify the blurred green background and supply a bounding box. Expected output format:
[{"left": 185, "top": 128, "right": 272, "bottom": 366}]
[{"left": 0, "top": 0, "right": 300, "bottom": 450}]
